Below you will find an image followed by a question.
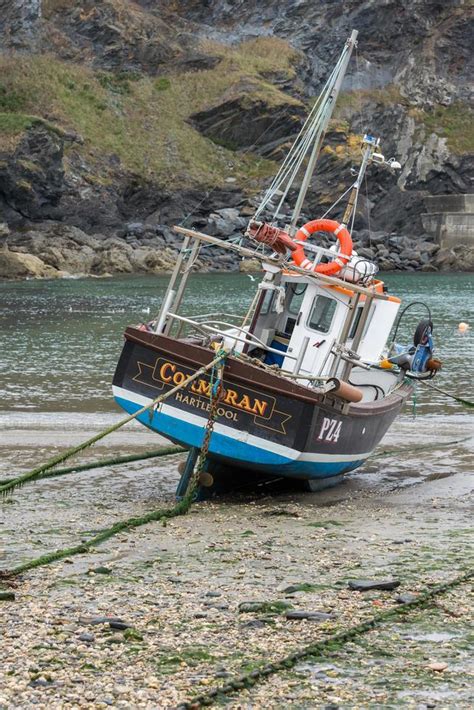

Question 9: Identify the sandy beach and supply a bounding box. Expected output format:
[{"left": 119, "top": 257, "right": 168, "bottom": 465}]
[{"left": 1, "top": 416, "right": 472, "bottom": 709}]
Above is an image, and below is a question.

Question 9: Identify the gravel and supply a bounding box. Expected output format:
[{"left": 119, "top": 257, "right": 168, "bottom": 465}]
[{"left": 0, "top": 448, "right": 472, "bottom": 708}]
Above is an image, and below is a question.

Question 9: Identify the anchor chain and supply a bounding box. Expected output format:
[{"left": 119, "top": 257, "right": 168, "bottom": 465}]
[
  {"left": 186, "top": 348, "right": 228, "bottom": 497},
  {"left": 0, "top": 351, "right": 227, "bottom": 498},
  {"left": 179, "top": 568, "right": 473, "bottom": 709}
]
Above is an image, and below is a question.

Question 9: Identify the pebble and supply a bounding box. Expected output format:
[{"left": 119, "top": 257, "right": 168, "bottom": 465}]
[
  {"left": 348, "top": 579, "right": 400, "bottom": 592},
  {"left": 79, "top": 616, "right": 123, "bottom": 626},
  {"left": 282, "top": 584, "right": 311, "bottom": 593},
  {"left": 285, "top": 610, "right": 333, "bottom": 621},
  {"left": 395, "top": 593, "right": 418, "bottom": 604},
  {"left": 0, "top": 591, "right": 15, "bottom": 601},
  {"left": 109, "top": 621, "right": 131, "bottom": 630},
  {"left": 78, "top": 632, "right": 95, "bottom": 643},
  {"left": 427, "top": 662, "right": 448, "bottom": 672},
  {"left": 241, "top": 619, "right": 267, "bottom": 629},
  {"left": 29, "top": 679, "right": 54, "bottom": 688},
  {"left": 113, "top": 684, "right": 131, "bottom": 695}
]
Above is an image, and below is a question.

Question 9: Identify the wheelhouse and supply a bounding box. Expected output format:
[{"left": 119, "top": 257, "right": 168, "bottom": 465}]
[{"left": 241, "top": 268, "right": 401, "bottom": 397}]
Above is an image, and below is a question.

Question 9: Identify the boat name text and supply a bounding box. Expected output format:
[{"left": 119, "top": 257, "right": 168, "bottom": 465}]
[{"left": 159, "top": 362, "right": 269, "bottom": 417}]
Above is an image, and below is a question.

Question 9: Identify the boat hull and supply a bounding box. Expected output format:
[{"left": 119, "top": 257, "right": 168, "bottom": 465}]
[{"left": 112, "top": 328, "right": 412, "bottom": 482}]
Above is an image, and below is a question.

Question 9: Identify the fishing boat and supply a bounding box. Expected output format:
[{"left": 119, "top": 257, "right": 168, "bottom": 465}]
[{"left": 112, "top": 31, "right": 440, "bottom": 496}]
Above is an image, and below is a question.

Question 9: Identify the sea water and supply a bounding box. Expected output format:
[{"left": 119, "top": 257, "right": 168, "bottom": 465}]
[{"left": 0, "top": 272, "right": 472, "bottom": 486}]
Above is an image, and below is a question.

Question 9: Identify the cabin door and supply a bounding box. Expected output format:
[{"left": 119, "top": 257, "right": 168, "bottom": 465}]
[{"left": 284, "top": 289, "right": 343, "bottom": 376}]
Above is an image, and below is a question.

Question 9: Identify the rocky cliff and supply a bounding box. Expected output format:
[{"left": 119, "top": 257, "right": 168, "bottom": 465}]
[{"left": 0, "top": 0, "right": 472, "bottom": 277}]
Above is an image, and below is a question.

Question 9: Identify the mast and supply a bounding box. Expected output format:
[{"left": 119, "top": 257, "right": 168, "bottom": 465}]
[{"left": 289, "top": 29, "right": 358, "bottom": 233}]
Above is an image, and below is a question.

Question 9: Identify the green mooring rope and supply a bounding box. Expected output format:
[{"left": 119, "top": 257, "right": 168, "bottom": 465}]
[
  {"left": 0, "top": 446, "right": 185, "bottom": 489},
  {"left": 0, "top": 352, "right": 229, "bottom": 581},
  {"left": 179, "top": 567, "right": 473, "bottom": 709},
  {"left": 0, "top": 491, "right": 195, "bottom": 581},
  {"left": 0, "top": 352, "right": 226, "bottom": 498},
  {"left": 373, "top": 435, "right": 472, "bottom": 460},
  {"left": 417, "top": 379, "right": 474, "bottom": 408}
]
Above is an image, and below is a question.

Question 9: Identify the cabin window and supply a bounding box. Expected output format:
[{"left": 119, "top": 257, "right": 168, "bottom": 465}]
[
  {"left": 349, "top": 306, "right": 363, "bottom": 339},
  {"left": 307, "top": 295, "right": 337, "bottom": 333},
  {"left": 260, "top": 289, "right": 274, "bottom": 315},
  {"left": 287, "top": 284, "right": 307, "bottom": 314}
]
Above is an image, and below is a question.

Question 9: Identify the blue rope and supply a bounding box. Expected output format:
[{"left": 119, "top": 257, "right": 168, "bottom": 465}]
[{"left": 209, "top": 348, "right": 227, "bottom": 400}]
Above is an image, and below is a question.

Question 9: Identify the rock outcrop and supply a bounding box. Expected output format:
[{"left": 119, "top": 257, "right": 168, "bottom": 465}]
[
  {"left": 0, "top": 125, "right": 64, "bottom": 220},
  {"left": 190, "top": 85, "right": 306, "bottom": 156},
  {"left": 0, "top": 0, "right": 472, "bottom": 277}
]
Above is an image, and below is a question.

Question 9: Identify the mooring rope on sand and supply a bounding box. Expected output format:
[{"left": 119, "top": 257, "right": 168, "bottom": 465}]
[
  {"left": 0, "top": 352, "right": 227, "bottom": 498},
  {"left": 179, "top": 568, "right": 473, "bottom": 709},
  {"left": 373, "top": 435, "right": 472, "bottom": 460},
  {"left": 0, "top": 446, "right": 185, "bottom": 489},
  {"left": 0, "top": 448, "right": 206, "bottom": 583},
  {"left": 0, "top": 352, "right": 229, "bottom": 582},
  {"left": 1, "top": 434, "right": 470, "bottom": 582},
  {"left": 0, "top": 496, "right": 194, "bottom": 581}
]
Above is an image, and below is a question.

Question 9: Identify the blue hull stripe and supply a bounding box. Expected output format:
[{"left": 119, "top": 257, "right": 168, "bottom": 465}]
[{"left": 115, "top": 396, "right": 365, "bottom": 480}]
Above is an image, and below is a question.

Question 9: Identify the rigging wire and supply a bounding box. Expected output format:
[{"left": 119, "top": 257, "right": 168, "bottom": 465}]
[
  {"left": 254, "top": 46, "right": 350, "bottom": 221},
  {"left": 263, "top": 53, "right": 348, "bottom": 219},
  {"left": 179, "top": 38, "right": 354, "bottom": 242},
  {"left": 320, "top": 183, "right": 354, "bottom": 219},
  {"left": 176, "top": 60, "right": 343, "bottom": 228},
  {"left": 253, "top": 54, "right": 345, "bottom": 216},
  {"left": 364, "top": 172, "right": 372, "bottom": 249},
  {"left": 354, "top": 45, "right": 373, "bottom": 247}
]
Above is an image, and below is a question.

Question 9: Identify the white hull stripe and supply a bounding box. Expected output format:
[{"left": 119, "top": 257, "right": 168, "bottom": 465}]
[{"left": 113, "top": 386, "right": 373, "bottom": 464}]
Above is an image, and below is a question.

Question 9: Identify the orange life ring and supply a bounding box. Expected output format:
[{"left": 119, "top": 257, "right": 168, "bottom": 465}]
[{"left": 292, "top": 219, "right": 353, "bottom": 275}]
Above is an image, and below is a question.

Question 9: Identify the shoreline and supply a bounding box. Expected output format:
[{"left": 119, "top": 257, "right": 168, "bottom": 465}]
[
  {"left": 1, "top": 219, "right": 473, "bottom": 281},
  {"left": 1, "top": 266, "right": 472, "bottom": 707}
]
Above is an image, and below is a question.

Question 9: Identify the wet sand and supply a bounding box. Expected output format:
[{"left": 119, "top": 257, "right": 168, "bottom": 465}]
[{"left": 1, "top": 414, "right": 473, "bottom": 709}]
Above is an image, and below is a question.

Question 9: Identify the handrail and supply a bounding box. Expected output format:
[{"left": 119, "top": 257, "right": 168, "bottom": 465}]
[
  {"left": 168, "top": 312, "right": 298, "bottom": 361},
  {"left": 193, "top": 312, "right": 244, "bottom": 322},
  {"left": 293, "top": 240, "right": 347, "bottom": 259},
  {"left": 197, "top": 319, "right": 252, "bottom": 336}
]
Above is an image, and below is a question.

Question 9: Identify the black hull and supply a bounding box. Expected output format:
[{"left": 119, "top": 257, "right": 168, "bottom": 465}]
[{"left": 112, "top": 328, "right": 412, "bottom": 479}]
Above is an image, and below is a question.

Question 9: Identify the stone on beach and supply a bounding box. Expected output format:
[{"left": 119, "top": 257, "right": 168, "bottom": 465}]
[
  {"left": 348, "top": 579, "right": 401, "bottom": 592},
  {"left": 0, "top": 591, "right": 16, "bottom": 601},
  {"left": 285, "top": 610, "right": 334, "bottom": 621}
]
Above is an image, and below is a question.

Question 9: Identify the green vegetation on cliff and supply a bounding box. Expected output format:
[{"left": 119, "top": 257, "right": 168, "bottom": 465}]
[
  {"left": 0, "top": 36, "right": 300, "bottom": 188},
  {"left": 335, "top": 86, "right": 473, "bottom": 156},
  {"left": 419, "top": 104, "right": 473, "bottom": 154}
]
